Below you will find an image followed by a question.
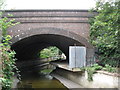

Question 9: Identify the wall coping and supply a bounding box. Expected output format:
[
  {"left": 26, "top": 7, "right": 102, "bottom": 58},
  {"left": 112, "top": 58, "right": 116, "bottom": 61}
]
[
  {"left": 96, "top": 70, "right": 120, "bottom": 77},
  {"left": 2, "top": 9, "right": 94, "bottom": 12}
]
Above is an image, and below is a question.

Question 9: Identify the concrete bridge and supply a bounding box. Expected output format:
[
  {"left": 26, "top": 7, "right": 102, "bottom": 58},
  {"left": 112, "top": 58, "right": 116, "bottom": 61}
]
[{"left": 3, "top": 10, "right": 96, "bottom": 63}]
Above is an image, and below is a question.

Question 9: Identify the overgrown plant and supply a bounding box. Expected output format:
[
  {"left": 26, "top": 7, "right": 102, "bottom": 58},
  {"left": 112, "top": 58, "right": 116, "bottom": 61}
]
[
  {"left": 85, "top": 64, "right": 102, "bottom": 81},
  {"left": 102, "top": 64, "right": 117, "bottom": 73},
  {"left": 0, "top": 13, "right": 20, "bottom": 90},
  {"left": 84, "top": 64, "right": 117, "bottom": 81},
  {"left": 90, "top": 0, "right": 120, "bottom": 67}
]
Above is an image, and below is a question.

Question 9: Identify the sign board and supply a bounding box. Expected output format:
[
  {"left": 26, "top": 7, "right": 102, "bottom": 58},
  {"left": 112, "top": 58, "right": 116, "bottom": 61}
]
[{"left": 69, "top": 46, "right": 86, "bottom": 68}]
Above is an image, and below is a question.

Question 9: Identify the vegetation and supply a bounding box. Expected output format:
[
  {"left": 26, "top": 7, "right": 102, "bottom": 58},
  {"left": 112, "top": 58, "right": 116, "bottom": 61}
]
[
  {"left": 0, "top": 17, "right": 20, "bottom": 90},
  {"left": 90, "top": 0, "right": 120, "bottom": 67},
  {"left": 85, "top": 64, "right": 102, "bottom": 81},
  {"left": 40, "top": 46, "right": 62, "bottom": 59},
  {"left": 0, "top": 35, "right": 17, "bottom": 89},
  {"left": 82, "top": 64, "right": 117, "bottom": 81},
  {"left": 0, "top": 1, "right": 20, "bottom": 89},
  {"left": 86, "top": 0, "right": 120, "bottom": 82}
]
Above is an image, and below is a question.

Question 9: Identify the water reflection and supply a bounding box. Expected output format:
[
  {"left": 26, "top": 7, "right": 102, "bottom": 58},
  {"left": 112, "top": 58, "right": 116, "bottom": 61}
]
[{"left": 17, "top": 70, "right": 68, "bottom": 89}]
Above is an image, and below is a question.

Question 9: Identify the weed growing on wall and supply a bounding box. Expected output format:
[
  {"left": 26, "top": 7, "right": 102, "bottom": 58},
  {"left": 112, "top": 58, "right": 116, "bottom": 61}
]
[
  {"left": 0, "top": 13, "right": 20, "bottom": 90},
  {"left": 82, "top": 64, "right": 118, "bottom": 81}
]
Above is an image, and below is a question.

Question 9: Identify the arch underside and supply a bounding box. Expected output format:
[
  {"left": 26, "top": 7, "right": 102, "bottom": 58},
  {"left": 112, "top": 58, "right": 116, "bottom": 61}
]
[{"left": 11, "top": 28, "right": 93, "bottom": 61}]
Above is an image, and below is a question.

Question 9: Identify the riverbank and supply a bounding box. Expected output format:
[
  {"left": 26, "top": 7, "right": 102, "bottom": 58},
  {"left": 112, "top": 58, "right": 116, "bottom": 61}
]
[
  {"left": 52, "top": 67, "right": 119, "bottom": 88},
  {"left": 51, "top": 73, "right": 83, "bottom": 88}
]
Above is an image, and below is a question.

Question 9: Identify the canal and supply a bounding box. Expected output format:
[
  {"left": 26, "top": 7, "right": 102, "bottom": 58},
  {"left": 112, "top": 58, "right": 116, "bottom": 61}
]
[{"left": 16, "top": 68, "right": 68, "bottom": 89}]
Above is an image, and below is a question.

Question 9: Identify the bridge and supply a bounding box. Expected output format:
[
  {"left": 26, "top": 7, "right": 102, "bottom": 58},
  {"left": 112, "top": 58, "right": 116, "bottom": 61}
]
[
  {"left": 1, "top": 10, "right": 119, "bottom": 89},
  {"left": 3, "top": 10, "right": 96, "bottom": 63}
]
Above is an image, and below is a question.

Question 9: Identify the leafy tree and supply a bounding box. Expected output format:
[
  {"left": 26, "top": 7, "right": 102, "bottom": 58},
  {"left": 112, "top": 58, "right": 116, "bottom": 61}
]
[
  {"left": 40, "top": 46, "right": 60, "bottom": 59},
  {"left": 90, "top": 0, "right": 120, "bottom": 67}
]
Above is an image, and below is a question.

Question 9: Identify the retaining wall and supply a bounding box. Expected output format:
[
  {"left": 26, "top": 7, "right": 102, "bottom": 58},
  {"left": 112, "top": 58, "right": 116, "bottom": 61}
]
[{"left": 53, "top": 68, "right": 119, "bottom": 88}]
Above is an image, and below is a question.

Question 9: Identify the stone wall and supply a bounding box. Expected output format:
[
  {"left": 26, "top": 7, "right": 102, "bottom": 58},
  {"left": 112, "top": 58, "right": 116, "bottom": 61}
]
[{"left": 53, "top": 68, "right": 119, "bottom": 88}]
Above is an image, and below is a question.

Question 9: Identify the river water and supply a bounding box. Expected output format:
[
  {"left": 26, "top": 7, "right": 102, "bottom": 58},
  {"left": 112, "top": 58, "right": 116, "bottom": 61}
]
[{"left": 16, "top": 69, "right": 68, "bottom": 89}]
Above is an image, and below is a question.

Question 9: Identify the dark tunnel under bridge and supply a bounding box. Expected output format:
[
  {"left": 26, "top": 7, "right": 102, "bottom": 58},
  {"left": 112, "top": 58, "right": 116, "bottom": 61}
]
[{"left": 11, "top": 28, "right": 92, "bottom": 61}]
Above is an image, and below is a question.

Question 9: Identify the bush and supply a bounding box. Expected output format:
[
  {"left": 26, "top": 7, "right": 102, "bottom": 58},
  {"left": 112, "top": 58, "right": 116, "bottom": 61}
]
[
  {"left": 0, "top": 13, "right": 20, "bottom": 89},
  {"left": 90, "top": 1, "right": 120, "bottom": 67}
]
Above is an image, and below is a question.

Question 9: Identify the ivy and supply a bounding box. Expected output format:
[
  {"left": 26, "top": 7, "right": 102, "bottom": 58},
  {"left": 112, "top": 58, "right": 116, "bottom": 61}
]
[
  {"left": 90, "top": 1, "right": 120, "bottom": 67},
  {"left": 0, "top": 12, "right": 20, "bottom": 90}
]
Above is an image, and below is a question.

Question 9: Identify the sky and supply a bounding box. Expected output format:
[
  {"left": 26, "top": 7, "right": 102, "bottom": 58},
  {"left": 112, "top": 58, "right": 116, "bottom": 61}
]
[{"left": 5, "top": 0, "right": 96, "bottom": 10}]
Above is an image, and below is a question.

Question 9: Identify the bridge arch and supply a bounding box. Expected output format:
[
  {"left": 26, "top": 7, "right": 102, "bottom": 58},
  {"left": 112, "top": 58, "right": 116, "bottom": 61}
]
[{"left": 11, "top": 27, "right": 93, "bottom": 61}]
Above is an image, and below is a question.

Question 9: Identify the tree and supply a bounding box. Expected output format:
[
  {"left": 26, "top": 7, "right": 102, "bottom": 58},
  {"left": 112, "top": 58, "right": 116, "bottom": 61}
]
[
  {"left": 90, "top": 0, "right": 120, "bottom": 67},
  {"left": 40, "top": 46, "right": 60, "bottom": 59}
]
